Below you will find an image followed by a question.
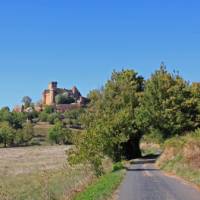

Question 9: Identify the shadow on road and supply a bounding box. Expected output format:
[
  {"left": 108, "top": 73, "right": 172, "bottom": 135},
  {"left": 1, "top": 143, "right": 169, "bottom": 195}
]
[
  {"left": 129, "top": 154, "right": 160, "bottom": 165},
  {"left": 126, "top": 168, "right": 159, "bottom": 171}
]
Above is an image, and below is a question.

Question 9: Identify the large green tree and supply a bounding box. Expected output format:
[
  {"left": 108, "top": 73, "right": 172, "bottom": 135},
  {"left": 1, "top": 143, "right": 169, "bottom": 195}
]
[
  {"left": 136, "top": 65, "right": 200, "bottom": 140},
  {"left": 69, "top": 69, "right": 144, "bottom": 174}
]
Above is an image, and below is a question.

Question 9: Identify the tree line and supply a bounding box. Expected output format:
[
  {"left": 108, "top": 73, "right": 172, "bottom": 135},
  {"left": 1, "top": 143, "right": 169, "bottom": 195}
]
[
  {"left": 0, "top": 97, "right": 84, "bottom": 147},
  {"left": 0, "top": 107, "right": 34, "bottom": 147}
]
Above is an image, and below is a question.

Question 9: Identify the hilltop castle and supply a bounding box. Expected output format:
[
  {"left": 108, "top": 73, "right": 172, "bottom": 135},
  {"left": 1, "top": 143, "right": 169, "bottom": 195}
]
[
  {"left": 42, "top": 82, "right": 83, "bottom": 105},
  {"left": 42, "top": 82, "right": 88, "bottom": 112},
  {"left": 13, "top": 82, "right": 89, "bottom": 113}
]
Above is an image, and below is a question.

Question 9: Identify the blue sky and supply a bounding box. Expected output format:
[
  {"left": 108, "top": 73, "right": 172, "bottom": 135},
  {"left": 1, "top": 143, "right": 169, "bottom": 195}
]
[{"left": 0, "top": 0, "right": 199, "bottom": 108}]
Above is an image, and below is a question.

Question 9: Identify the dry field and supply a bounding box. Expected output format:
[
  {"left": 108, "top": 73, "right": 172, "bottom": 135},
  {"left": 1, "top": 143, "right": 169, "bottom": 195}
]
[
  {"left": 0, "top": 145, "right": 69, "bottom": 176},
  {"left": 0, "top": 145, "right": 93, "bottom": 200}
]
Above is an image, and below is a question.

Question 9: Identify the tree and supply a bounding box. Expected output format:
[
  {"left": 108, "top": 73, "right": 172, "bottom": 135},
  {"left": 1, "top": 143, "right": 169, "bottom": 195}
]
[
  {"left": 14, "top": 123, "right": 34, "bottom": 145},
  {"left": 44, "top": 105, "right": 55, "bottom": 114},
  {"left": 136, "top": 65, "right": 200, "bottom": 140},
  {"left": 11, "top": 112, "right": 27, "bottom": 129},
  {"left": 0, "top": 122, "right": 15, "bottom": 147},
  {"left": 39, "top": 111, "right": 49, "bottom": 122},
  {"left": 68, "top": 69, "right": 144, "bottom": 174},
  {"left": 48, "top": 122, "right": 72, "bottom": 144},
  {"left": 64, "top": 108, "right": 85, "bottom": 126},
  {"left": 55, "top": 94, "right": 75, "bottom": 104},
  {"left": 22, "top": 96, "right": 32, "bottom": 108},
  {"left": 47, "top": 113, "right": 61, "bottom": 124},
  {"left": 1, "top": 107, "right": 10, "bottom": 112},
  {"left": 0, "top": 108, "right": 12, "bottom": 124},
  {"left": 22, "top": 122, "right": 34, "bottom": 142}
]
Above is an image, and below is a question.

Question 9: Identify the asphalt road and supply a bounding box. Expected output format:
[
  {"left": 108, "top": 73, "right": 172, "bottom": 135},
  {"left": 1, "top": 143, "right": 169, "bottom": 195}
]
[{"left": 118, "top": 157, "right": 200, "bottom": 200}]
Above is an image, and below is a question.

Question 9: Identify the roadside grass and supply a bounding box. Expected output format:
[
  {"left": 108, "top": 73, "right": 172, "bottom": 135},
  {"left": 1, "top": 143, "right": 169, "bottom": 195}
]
[
  {"left": 73, "top": 169, "right": 125, "bottom": 200},
  {"left": 157, "top": 129, "right": 200, "bottom": 186},
  {"left": 159, "top": 155, "right": 200, "bottom": 185}
]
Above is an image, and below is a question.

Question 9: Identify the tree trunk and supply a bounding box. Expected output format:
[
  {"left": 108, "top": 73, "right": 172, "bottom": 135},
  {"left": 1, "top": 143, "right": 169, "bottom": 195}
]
[
  {"left": 123, "top": 136, "right": 142, "bottom": 159},
  {"left": 4, "top": 140, "right": 7, "bottom": 148}
]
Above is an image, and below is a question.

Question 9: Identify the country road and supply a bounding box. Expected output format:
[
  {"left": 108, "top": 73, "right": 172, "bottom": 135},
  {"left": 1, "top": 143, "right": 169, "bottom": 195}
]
[{"left": 118, "top": 156, "right": 200, "bottom": 200}]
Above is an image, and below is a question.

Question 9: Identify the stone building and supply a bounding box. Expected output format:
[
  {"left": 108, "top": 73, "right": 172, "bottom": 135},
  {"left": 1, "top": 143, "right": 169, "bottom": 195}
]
[{"left": 42, "top": 82, "right": 88, "bottom": 106}]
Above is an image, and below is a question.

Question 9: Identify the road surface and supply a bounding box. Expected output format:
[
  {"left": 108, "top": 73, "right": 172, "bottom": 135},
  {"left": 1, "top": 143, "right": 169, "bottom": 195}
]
[{"left": 118, "top": 156, "right": 200, "bottom": 200}]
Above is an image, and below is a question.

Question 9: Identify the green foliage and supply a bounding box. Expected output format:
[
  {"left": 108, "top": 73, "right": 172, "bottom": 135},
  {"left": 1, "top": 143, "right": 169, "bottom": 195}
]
[
  {"left": 0, "top": 107, "right": 10, "bottom": 112},
  {"left": 142, "top": 128, "right": 164, "bottom": 144},
  {"left": 112, "top": 162, "right": 124, "bottom": 172},
  {"left": 22, "top": 96, "right": 32, "bottom": 108},
  {"left": 136, "top": 65, "right": 200, "bottom": 140},
  {"left": 0, "top": 108, "right": 12, "bottom": 124},
  {"left": 0, "top": 107, "right": 35, "bottom": 147},
  {"left": 14, "top": 123, "right": 34, "bottom": 145},
  {"left": 47, "top": 113, "right": 61, "bottom": 124},
  {"left": 48, "top": 122, "right": 72, "bottom": 144},
  {"left": 22, "top": 122, "right": 34, "bottom": 142},
  {"left": 68, "top": 69, "right": 144, "bottom": 175},
  {"left": 0, "top": 122, "right": 15, "bottom": 147},
  {"left": 43, "top": 105, "right": 55, "bottom": 114},
  {"left": 74, "top": 170, "right": 125, "bottom": 200},
  {"left": 55, "top": 94, "right": 75, "bottom": 104},
  {"left": 39, "top": 112, "right": 49, "bottom": 122},
  {"left": 64, "top": 108, "right": 85, "bottom": 126}
]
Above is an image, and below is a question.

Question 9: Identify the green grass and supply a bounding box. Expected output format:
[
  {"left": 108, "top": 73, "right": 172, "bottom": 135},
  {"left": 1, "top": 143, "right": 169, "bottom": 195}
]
[{"left": 74, "top": 170, "right": 125, "bottom": 200}]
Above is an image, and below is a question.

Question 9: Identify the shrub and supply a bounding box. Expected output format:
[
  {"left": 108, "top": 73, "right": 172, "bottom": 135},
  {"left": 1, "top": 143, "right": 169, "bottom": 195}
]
[
  {"left": 48, "top": 122, "right": 72, "bottom": 144},
  {"left": 112, "top": 162, "right": 124, "bottom": 172},
  {"left": 44, "top": 105, "right": 55, "bottom": 114},
  {"left": 55, "top": 94, "right": 75, "bottom": 104},
  {"left": 47, "top": 113, "right": 61, "bottom": 125},
  {"left": 39, "top": 112, "right": 49, "bottom": 122}
]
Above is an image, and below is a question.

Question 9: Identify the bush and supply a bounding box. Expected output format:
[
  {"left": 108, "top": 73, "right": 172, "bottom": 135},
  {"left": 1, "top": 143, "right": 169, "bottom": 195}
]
[
  {"left": 47, "top": 113, "right": 61, "bottom": 124},
  {"left": 0, "top": 122, "right": 15, "bottom": 147},
  {"left": 48, "top": 122, "right": 72, "bottom": 144},
  {"left": 44, "top": 105, "right": 55, "bottom": 114},
  {"left": 39, "top": 112, "right": 49, "bottom": 122},
  {"left": 112, "top": 162, "right": 124, "bottom": 172},
  {"left": 55, "top": 94, "right": 75, "bottom": 104}
]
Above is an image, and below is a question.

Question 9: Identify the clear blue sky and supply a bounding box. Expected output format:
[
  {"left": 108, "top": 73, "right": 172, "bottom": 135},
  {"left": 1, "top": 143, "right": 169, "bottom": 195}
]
[{"left": 0, "top": 0, "right": 199, "bottom": 108}]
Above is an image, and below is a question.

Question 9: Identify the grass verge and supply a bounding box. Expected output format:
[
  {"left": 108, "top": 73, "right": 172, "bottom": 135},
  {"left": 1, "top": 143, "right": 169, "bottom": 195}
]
[
  {"left": 73, "top": 170, "right": 125, "bottom": 200},
  {"left": 157, "top": 129, "right": 200, "bottom": 186},
  {"left": 159, "top": 155, "right": 200, "bottom": 185}
]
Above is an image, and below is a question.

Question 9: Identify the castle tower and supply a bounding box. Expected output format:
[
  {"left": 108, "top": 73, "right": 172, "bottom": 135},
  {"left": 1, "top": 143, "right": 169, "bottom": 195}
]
[
  {"left": 48, "top": 82, "right": 57, "bottom": 105},
  {"left": 72, "top": 86, "right": 81, "bottom": 100}
]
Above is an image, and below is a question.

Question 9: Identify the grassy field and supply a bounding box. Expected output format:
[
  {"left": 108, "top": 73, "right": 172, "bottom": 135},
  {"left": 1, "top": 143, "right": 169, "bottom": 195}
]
[{"left": 0, "top": 145, "right": 94, "bottom": 200}]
